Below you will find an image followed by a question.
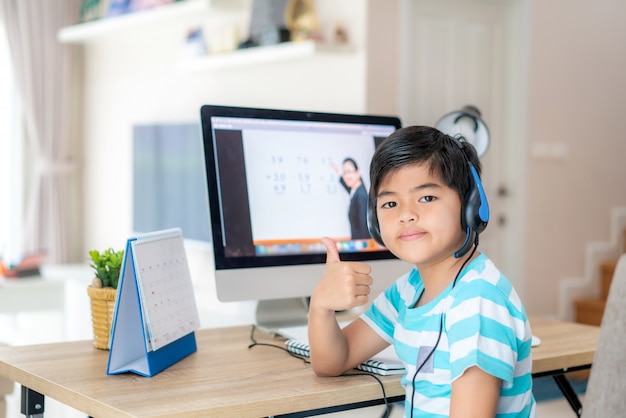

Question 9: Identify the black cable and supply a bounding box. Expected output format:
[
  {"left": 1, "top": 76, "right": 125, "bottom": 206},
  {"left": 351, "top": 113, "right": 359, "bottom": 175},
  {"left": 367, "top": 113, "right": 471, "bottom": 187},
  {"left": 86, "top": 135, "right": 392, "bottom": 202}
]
[
  {"left": 343, "top": 372, "right": 392, "bottom": 418},
  {"left": 247, "top": 324, "right": 310, "bottom": 365},
  {"left": 247, "top": 325, "right": 393, "bottom": 417}
]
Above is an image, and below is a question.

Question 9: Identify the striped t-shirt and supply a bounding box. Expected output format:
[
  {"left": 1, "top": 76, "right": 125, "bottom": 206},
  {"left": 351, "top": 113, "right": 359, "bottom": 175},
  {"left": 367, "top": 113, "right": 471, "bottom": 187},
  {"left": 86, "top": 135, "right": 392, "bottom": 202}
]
[{"left": 362, "top": 253, "right": 536, "bottom": 417}]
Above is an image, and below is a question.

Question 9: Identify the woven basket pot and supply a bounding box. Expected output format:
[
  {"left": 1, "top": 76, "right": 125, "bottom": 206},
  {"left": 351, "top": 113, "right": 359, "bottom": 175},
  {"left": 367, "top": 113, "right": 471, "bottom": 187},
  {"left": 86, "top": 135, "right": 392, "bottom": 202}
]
[{"left": 87, "top": 285, "right": 117, "bottom": 350}]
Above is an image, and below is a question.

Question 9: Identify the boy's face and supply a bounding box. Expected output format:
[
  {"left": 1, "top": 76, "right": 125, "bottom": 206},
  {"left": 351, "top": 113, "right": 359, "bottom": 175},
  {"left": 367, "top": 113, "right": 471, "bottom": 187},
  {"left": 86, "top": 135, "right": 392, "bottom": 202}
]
[{"left": 375, "top": 163, "right": 465, "bottom": 267}]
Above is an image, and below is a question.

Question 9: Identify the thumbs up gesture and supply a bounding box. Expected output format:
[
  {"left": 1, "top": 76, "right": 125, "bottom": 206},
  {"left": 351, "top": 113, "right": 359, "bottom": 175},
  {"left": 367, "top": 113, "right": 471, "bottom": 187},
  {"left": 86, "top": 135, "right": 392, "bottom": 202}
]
[{"left": 310, "top": 237, "right": 374, "bottom": 312}]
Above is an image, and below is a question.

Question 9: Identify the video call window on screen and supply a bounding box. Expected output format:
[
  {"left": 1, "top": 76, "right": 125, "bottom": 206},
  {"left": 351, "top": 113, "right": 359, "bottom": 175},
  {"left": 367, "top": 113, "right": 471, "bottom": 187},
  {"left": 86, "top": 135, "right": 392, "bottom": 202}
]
[{"left": 208, "top": 113, "right": 396, "bottom": 263}]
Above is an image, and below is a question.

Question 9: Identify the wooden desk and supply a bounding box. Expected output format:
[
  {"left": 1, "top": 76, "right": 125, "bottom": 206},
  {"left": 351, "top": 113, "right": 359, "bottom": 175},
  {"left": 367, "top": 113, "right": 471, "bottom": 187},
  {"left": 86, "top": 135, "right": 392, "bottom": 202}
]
[
  {"left": 531, "top": 317, "right": 599, "bottom": 376},
  {"left": 0, "top": 326, "right": 403, "bottom": 418},
  {"left": 0, "top": 318, "right": 599, "bottom": 418},
  {"left": 530, "top": 317, "right": 600, "bottom": 417}
]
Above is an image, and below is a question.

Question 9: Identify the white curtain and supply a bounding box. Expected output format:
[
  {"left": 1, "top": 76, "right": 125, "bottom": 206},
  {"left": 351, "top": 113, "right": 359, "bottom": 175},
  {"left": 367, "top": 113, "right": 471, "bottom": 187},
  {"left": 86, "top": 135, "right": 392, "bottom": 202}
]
[{"left": 0, "top": 0, "right": 83, "bottom": 263}]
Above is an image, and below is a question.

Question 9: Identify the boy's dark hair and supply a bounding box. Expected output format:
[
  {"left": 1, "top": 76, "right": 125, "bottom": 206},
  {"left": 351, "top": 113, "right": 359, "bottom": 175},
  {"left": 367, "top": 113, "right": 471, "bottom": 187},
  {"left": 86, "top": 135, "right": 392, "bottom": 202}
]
[{"left": 369, "top": 125, "right": 481, "bottom": 205}]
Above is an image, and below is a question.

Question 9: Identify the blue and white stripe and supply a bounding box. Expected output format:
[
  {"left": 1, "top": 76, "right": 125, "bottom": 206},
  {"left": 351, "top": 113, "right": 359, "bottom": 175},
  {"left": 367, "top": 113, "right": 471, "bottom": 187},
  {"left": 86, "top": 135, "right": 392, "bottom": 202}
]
[{"left": 362, "top": 253, "right": 536, "bottom": 417}]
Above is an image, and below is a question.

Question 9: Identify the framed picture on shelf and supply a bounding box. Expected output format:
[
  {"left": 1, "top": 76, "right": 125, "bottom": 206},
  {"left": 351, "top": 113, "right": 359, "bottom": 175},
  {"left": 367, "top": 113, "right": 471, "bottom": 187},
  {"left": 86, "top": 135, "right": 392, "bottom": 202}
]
[
  {"left": 79, "top": 0, "right": 111, "bottom": 22},
  {"left": 128, "top": 0, "right": 175, "bottom": 13},
  {"left": 107, "top": 0, "right": 130, "bottom": 16}
]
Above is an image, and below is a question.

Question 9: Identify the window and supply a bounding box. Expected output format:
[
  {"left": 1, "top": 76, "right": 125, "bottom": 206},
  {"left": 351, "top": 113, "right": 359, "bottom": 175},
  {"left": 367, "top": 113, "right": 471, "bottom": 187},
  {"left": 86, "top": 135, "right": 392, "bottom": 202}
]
[{"left": 0, "top": 22, "right": 23, "bottom": 266}]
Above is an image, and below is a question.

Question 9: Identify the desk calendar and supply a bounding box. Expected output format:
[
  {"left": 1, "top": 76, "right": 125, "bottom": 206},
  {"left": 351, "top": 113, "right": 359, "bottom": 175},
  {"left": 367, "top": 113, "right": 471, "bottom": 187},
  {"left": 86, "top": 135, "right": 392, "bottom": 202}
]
[{"left": 107, "top": 228, "right": 200, "bottom": 377}]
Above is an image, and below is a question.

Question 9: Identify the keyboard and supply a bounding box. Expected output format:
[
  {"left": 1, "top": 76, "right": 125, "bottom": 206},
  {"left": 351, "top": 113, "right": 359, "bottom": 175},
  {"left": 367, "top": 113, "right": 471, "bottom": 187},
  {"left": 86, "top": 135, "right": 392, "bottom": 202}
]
[{"left": 277, "top": 322, "right": 405, "bottom": 376}]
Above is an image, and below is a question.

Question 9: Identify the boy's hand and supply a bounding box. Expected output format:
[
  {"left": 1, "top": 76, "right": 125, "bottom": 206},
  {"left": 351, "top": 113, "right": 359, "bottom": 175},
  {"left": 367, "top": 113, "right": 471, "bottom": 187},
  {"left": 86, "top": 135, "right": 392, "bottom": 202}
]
[{"left": 311, "top": 237, "right": 373, "bottom": 312}]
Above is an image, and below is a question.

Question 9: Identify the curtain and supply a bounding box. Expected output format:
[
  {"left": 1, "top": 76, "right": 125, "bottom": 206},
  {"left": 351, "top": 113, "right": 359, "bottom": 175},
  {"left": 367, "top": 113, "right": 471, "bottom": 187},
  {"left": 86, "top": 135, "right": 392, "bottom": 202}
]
[{"left": 0, "top": 0, "right": 83, "bottom": 263}]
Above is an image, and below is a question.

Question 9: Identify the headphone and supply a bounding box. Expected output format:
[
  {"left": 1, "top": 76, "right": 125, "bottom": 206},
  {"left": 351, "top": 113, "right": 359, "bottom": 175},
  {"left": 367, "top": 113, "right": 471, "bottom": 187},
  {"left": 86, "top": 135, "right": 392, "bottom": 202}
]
[
  {"left": 367, "top": 136, "right": 490, "bottom": 259},
  {"left": 453, "top": 138, "right": 490, "bottom": 257}
]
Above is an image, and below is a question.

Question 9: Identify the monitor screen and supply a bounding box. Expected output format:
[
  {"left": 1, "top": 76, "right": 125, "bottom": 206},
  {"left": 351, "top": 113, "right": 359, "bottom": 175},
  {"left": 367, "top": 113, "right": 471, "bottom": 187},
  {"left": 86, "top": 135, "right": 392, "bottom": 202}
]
[{"left": 200, "top": 105, "right": 411, "bottom": 328}]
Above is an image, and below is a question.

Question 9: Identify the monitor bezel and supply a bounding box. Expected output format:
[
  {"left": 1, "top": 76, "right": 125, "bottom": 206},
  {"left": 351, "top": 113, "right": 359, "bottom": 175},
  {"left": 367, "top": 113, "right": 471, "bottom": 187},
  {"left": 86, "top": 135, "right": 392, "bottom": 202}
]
[{"left": 200, "top": 104, "right": 402, "bottom": 271}]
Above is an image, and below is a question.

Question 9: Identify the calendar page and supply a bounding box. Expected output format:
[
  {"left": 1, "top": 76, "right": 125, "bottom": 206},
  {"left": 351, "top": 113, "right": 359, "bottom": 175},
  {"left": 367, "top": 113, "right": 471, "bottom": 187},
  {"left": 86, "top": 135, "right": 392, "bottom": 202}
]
[{"left": 130, "top": 229, "right": 200, "bottom": 352}]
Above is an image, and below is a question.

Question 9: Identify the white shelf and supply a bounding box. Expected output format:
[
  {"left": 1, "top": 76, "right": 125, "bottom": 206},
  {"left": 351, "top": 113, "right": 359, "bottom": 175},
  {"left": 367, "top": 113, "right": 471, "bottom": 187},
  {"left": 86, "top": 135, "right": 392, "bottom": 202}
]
[
  {"left": 58, "top": 0, "right": 210, "bottom": 44},
  {"left": 57, "top": 1, "right": 355, "bottom": 69},
  {"left": 178, "top": 41, "right": 354, "bottom": 72}
]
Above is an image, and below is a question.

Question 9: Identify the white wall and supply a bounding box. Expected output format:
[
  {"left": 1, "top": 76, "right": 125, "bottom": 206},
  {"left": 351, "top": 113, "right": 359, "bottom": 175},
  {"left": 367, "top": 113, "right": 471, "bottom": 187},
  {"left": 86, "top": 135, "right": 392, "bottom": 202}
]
[{"left": 524, "top": 0, "right": 626, "bottom": 316}]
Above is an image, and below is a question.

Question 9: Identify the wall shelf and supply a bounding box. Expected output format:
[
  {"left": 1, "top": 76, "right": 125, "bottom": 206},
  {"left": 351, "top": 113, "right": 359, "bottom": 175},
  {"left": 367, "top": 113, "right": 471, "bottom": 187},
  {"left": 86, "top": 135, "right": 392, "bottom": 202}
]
[
  {"left": 57, "top": 0, "right": 210, "bottom": 44},
  {"left": 177, "top": 41, "right": 354, "bottom": 72},
  {"left": 57, "top": 0, "right": 355, "bottom": 70}
]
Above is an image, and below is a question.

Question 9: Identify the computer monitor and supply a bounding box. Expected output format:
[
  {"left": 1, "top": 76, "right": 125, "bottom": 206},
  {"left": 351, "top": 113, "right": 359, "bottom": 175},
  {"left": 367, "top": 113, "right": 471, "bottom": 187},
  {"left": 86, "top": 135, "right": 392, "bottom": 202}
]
[{"left": 200, "top": 105, "right": 411, "bottom": 329}]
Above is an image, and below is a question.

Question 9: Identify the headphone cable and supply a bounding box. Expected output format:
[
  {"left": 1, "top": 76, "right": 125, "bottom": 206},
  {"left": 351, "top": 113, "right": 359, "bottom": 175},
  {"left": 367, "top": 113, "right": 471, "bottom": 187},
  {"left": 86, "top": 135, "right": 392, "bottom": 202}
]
[{"left": 408, "top": 244, "right": 477, "bottom": 418}]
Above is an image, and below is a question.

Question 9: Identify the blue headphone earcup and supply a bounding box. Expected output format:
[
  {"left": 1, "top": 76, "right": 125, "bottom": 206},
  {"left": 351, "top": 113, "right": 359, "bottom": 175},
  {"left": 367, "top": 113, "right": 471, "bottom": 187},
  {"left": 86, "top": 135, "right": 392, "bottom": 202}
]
[
  {"left": 455, "top": 162, "right": 489, "bottom": 258},
  {"left": 464, "top": 164, "right": 489, "bottom": 234}
]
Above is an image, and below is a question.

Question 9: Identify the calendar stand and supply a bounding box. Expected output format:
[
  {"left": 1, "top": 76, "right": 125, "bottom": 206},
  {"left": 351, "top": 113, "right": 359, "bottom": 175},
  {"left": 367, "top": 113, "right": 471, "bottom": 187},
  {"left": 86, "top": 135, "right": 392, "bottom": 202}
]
[{"left": 106, "top": 229, "right": 200, "bottom": 377}]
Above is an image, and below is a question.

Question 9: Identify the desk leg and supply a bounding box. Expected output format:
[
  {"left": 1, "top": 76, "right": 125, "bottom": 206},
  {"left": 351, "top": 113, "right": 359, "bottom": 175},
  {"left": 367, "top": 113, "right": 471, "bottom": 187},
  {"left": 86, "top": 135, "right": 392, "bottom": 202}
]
[
  {"left": 20, "top": 386, "right": 44, "bottom": 418},
  {"left": 553, "top": 375, "right": 582, "bottom": 417}
]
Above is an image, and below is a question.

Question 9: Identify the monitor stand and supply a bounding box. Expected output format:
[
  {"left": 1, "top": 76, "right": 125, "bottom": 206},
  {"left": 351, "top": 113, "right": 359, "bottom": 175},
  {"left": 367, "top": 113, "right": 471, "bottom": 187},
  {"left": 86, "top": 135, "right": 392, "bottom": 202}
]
[{"left": 255, "top": 297, "right": 309, "bottom": 332}]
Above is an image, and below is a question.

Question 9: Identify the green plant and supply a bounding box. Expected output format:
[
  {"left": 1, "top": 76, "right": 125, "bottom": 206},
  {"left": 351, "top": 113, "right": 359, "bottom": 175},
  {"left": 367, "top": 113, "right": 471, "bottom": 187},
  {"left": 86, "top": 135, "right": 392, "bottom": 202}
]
[{"left": 89, "top": 248, "right": 124, "bottom": 289}]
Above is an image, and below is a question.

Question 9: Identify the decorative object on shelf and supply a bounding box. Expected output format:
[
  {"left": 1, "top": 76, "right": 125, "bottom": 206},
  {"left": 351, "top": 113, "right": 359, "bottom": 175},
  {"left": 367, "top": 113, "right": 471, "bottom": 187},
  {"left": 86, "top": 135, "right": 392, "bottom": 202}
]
[
  {"left": 107, "top": 0, "right": 179, "bottom": 16},
  {"left": 241, "top": 0, "right": 289, "bottom": 49},
  {"left": 107, "top": 0, "right": 130, "bottom": 16},
  {"left": 87, "top": 247, "right": 124, "bottom": 350},
  {"left": 181, "top": 26, "right": 207, "bottom": 58},
  {"left": 59, "top": 0, "right": 206, "bottom": 44},
  {"left": 80, "top": 0, "right": 110, "bottom": 22},
  {"left": 210, "top": 26, "right": 241, "bottom": 54},
  {"left": 284, "top": 0, "right": 319, "bottom": 42},
  {"left": 334, "top": 22, "right": 348, "bottom": 44},
  {"left": 128, "top": 0, "right": 176, "bottom": 13}
]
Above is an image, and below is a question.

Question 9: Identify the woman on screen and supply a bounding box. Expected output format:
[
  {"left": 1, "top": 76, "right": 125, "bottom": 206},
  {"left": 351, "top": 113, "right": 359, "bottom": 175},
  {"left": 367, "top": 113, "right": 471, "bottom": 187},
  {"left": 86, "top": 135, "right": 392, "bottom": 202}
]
[{"left": 334, "top": 157, "right": 370, "bottom": 240}]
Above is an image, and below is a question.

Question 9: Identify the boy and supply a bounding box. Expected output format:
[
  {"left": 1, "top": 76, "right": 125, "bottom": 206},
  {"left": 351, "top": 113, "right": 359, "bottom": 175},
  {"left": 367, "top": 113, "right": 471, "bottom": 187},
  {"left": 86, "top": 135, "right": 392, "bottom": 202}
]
[{"left": 308, "top": 126, "right": 535, "bottom": 417}]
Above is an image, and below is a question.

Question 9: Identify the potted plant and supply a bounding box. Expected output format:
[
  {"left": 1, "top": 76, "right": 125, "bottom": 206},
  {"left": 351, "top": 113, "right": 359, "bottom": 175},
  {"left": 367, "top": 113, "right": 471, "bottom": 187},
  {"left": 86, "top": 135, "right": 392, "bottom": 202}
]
[{"left": 87, "top": 247, "right": 124, "bottom": 350}]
